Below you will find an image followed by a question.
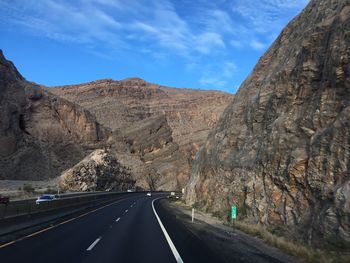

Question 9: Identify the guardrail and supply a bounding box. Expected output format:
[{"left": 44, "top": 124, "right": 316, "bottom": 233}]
[{"left": 0, "top": 191, "right": 135, "bottom": 219}]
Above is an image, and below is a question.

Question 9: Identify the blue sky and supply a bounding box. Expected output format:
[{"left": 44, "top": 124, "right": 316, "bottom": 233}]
[{"left": 0, "top": 0, "right": 309, "bottom": 93}]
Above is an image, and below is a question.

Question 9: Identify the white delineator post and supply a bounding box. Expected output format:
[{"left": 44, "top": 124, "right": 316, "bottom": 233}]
[{"left": 192, "top": 208, "right": 195, "bottom": 222}]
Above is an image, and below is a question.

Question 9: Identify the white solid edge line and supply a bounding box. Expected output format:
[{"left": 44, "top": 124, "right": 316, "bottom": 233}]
[
  {"left": 152, "top": 198, "right": 184, "bottom": 263},
  {"left": 86, "top": 237, "right": 101, "bottom": 251}
]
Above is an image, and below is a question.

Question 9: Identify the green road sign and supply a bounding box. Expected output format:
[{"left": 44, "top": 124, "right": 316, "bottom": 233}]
[{"left": 231, "top": 206, "right": 237, "bottom": 219}]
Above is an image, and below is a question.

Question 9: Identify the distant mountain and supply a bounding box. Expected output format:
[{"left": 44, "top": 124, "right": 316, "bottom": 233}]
[
  {"left": 0, "top": 50, "right": 232, "bottom": 192},
  {"left": 50, "top": 77, "right": 232, "bottom": 190},
  {"left": 185, "top": 0, "right": 350, "bottom": 246}
]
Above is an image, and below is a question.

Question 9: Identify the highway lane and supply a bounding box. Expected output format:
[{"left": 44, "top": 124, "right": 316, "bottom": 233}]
[{"left": 0, "top": 193, "right": 220, "bottom": 263}]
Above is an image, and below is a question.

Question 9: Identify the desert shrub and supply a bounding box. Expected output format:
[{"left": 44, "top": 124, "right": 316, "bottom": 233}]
[
  {"left": 44, "top": 186, "right": 55, "bottom": 194},
  {"left": 22, "top": 184, "right": 35, "bottom": 193}
]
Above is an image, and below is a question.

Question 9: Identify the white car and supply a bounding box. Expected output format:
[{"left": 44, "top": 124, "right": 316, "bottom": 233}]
[
  {"left": 36, "top": 194, "right": 56, "bottom": 204},
  {"left": 146, "top": 192, "right": 152, "bottom": 197}
]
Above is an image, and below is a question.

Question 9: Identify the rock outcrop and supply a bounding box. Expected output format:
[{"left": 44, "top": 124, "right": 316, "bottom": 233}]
[
  {"left": 109, "top": 115, "right": 184, "bottom": 190},
  {"left": 0, "top": 50, "right": 108, "bottom": 180},
  {"left": 185, "top": 0, "right": 350, "bottom": 246},
  {"left": 0, "top": 50, "right": 231, "bottom": 192},
  {"left": 59, "top": 149, "right": 135, "bottom": 192},
  {"left": 0, "top": 50, "right": 26, "bottom": 158},
  {"left": 50, "top": 77, "right": 232, "bottom": 189}
]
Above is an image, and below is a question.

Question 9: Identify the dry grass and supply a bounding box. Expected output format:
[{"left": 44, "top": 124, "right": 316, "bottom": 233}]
[
  {"left": 173, "top": 200, "right": 349, "bottom": 263},
  {"left": 174, "top": 200, "right": 192, "bottom": 210},
  {"left": 234, "top": 221, "right": 350, "bottom": 263}
]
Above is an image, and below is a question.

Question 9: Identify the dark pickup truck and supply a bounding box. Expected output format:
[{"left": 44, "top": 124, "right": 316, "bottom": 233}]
[{"left": 0, "top": 194, "right": 10, "bottom": 204}]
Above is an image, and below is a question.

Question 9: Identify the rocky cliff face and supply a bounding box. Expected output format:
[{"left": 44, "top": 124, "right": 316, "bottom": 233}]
[
  {"left": 59, "top": 149, "right": 135, "bottom": 192},
  {"left": 50, "top": 77, "right": 232, "bottom": 189},
  {"left": 185, "top": 0, "right": 350, "bottom": 246},
  {"left": 0, "top": 50, "right": 26, "bottom": 158},
  {"left": 0, "top": 50, "right": 231, "bottom": 192},
  {"left": 0, "top": 50, "right": 108, "bottom": 180},
  {"left": 109, "top": 115, "right": 184, "bottom": 190}
]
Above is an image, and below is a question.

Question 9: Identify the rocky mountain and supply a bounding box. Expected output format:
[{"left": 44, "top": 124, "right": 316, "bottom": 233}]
[
  {"left": 0, "top": 49, "right": 232, "bottom": 191},
  {"left": 59, "top": 149, "right": 135, "bottom": 192},
  {"left": 50, "top": 77, "right": 232, "bottom": 189},
  {"left": 0, "top": 50, "right": 108, "bottom": 180},
  {"left": 185, "top": 0, "right": 350, "bottom": 246}
]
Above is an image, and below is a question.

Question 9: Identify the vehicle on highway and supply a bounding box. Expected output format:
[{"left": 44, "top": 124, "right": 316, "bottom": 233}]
[
  {"left": 0, "top": 194, "right": 10, "bottom": 204},
  {"left": 36, "top": 194, "right": 56, "bottom": 204},
  {"left": 146, "top": 192, "right": 152, "bottom": 196}
]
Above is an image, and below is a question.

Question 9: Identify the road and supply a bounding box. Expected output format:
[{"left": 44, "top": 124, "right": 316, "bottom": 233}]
[{"left": 0, "top": 193, "right": 220, "bottom": 263}]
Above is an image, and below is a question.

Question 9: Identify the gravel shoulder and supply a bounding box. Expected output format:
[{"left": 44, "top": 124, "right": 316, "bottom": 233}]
[{"left": 162, "top": 200, "right": 301, "bottom": 263}]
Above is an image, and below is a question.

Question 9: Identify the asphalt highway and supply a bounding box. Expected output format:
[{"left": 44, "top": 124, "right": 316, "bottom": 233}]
[{"left": 0, "top": 193, "right": 220, "bottom": 263}]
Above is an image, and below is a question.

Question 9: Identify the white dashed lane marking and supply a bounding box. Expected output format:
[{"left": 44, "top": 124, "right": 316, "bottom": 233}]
[{"left": 86, "top": 237, "right": 101, "bottom": 251}]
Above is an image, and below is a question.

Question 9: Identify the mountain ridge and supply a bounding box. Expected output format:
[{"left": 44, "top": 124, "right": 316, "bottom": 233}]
[
  {"left": 0, "top": 49, "right": 232, "bottom": 192},
  {"left": 184, "top": 0, "right": 350, "bottom": 246}
]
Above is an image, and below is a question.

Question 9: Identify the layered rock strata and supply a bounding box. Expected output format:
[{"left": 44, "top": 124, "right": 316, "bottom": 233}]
[
  {"left": 185, "top": 0, "right": 350, "bottom": 245},
  {"left": 50, "top": 77, "right": 232, "bottom": 189}
]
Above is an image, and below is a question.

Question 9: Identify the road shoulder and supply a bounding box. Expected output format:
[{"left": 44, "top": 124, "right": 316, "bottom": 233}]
[{"left": 160, "top": 199, "right": 300, "bottom": 263}]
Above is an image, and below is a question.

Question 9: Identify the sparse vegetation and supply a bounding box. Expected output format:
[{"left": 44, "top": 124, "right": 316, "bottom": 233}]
[
  {"left": 176, "top": 200, "right": 350, "bottom": 263},
  {"left": 230, "top": 220, "right": 350, "bottom": 263},
  {"left": 44, "top": 186, "right": 56, "bottom": 194},
  {"left": 22, "top": 184, "right": 35, "bottom": 194},
  {"left": 145, "top": 169, "right": 160, "bottom": 191}
]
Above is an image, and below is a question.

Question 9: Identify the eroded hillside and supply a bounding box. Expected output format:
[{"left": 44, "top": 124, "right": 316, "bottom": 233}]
[
  {"left": 185, "top": 0, "right": 350, "bottom": 246},
  {"left": 0, "top": 50, "right": 232, "bottom": 191},
  {"left": 0, "top": 50, "right": 108, "bottom": 180},
  {"left": 50, "top": 78, "right": 232, "bottom": 189}
]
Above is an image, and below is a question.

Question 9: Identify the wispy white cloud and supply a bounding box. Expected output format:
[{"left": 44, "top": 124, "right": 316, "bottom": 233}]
[
  {"left": 231, "top": 0, "right": 309, "bottom": 34},
  {"left": 199, "top": 61, "right": 237, "bottom": 91},
  {"left": 198, "top": 9, "right": 235, "bottom": 34},
  {"left": 250, "top": 40, "right": 266, "bottom": 50},
  {"left": 195, "top": 32, "right": 225, "bottom": 54},
  {"left": 0, "top": 0, "right": 232, "bottom": 57},
  {"left": 226, "top": 0, "right": 308, "bottom": 53},
  {"left": 0, "top": 0, "right": 124, "bottom": 46},
  {"left": 0, "top": 0, "right": 309, "bottom": 91}
]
